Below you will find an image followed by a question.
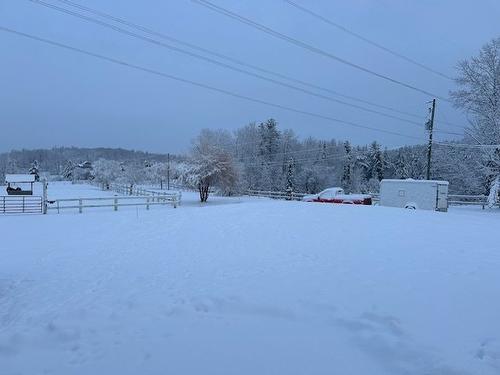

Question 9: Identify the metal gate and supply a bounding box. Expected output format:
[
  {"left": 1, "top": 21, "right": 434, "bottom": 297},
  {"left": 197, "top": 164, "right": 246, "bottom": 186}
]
[{"left": 0, "top": 195, "right": 43, "bottom": 214}]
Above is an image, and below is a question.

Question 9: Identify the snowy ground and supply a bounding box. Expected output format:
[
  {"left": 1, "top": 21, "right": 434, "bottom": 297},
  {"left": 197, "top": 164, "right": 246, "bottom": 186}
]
[{"left": 1, "top": 182, "right": 500, "bottom": 374}]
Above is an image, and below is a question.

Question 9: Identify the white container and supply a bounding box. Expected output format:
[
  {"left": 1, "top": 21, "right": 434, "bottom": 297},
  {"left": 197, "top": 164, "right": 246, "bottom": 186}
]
[{"left": 379, "top": 179, "right": 449, "bottom": 212}]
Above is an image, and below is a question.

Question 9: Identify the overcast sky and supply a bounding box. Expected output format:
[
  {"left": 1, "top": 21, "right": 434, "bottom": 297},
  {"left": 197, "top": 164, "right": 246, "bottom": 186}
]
[{"left": 1, "top": 0, "right": 499, "bottom": 154}]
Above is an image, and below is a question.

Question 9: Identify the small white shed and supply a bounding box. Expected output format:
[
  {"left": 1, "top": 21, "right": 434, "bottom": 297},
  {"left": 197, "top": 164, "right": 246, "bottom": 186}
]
[{"left": 379, "top": 179, "right": 449, "bottom": 212}]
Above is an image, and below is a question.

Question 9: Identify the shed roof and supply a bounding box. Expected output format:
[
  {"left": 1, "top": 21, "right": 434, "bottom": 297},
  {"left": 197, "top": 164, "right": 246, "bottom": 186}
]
[{"left": 5, "top": 174, "right": 36, "bottom": 183}]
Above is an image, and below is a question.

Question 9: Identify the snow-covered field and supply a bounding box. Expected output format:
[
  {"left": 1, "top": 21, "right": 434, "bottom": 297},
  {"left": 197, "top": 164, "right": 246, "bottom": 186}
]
[{"left": 1, "top": 182, "right": 500, "bottom": 374}]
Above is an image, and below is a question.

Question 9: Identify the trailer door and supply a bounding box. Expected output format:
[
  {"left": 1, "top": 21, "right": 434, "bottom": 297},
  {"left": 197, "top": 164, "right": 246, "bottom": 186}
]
[{"left": 436, "top": 183, "right": 448, "bottom": 212}]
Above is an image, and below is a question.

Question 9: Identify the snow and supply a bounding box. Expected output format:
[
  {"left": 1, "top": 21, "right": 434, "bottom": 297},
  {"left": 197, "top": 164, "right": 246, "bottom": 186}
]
[
  {"left": 382, "top": 178, "right": 449, "bottom": 185},
  {"left": 4, "top": 174, "right": 36, "bottom": 183},
  {"left": 1, "top": 182, "right": 500, "bottom": 374}
]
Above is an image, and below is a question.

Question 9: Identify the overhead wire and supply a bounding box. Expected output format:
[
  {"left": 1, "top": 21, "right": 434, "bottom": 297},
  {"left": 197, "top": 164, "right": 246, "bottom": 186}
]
[
  {"left": 27, "top": 0, "right": 432, "bottom": 129},
  {"left": 283, "top": 0, "right": 453, "bottom": 80},
  {"left": 51, "top": 0, "right": 443, "bottom": 121},
  {"left": 0, "top": 25, "right": 427, "bottom": 142},
  {"left": 192, "top": 0, "right": 452, "bottom": 102}
]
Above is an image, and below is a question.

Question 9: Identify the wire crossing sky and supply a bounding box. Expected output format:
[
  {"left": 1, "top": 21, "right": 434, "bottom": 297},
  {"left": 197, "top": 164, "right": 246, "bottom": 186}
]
[
  {"left": 0, "top": 0, "right": 498, "bottom": 153},
  {"left": 283, "top": 0, "right": 454, "bottom": 81},
  {"left": 26, "top": 0, "right": 446, "bottom": 131},
  {"left": 192, "top": 0, "right": 452, "bottom": 101},
  {"left": 42, "top": 0, "right": 449, "bottom": 125},
  {"left": 0, "top": 26, "right": 427, "bottom": 141}
]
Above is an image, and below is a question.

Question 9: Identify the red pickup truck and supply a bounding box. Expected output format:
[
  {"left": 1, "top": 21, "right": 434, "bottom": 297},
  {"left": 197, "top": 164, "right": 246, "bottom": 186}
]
[{"left": 302, "top": 187, "right": 372, "bottom": 205}]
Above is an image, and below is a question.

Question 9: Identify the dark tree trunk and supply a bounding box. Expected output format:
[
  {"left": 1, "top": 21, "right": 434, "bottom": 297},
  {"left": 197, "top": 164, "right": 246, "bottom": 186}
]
[{"left": 198, "top": 182, "right": 210, "bottom": 202}]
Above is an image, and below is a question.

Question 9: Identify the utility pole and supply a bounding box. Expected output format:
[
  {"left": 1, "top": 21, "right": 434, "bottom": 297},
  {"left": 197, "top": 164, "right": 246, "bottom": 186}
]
[
  {"left": 167, "top": 153, "right": 170, "bottom": 190},
  {"left": 426, "top": 98, "right": 436, "bottom": 180}
]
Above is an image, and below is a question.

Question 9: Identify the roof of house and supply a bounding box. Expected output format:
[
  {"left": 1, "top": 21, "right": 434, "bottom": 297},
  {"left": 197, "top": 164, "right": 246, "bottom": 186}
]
[{"left": 5, "top": 174, "right": 36, "bottom": 183}]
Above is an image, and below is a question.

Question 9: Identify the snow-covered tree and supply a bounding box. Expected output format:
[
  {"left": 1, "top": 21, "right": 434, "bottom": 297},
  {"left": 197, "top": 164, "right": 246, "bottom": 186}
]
[
  {"left": 394, "top": 150, "right": 408, "bottom": 179},
  {"left": 341, "top": 141, "right": 353, "bottom": 193},
  {"left": 258, "top": 119, "right": 280, "bottom": 162},
  {"left": 180, "top": 132, "right": 238, "bottom": 202},
  {"left": 28, "top": 160, "right": 40, "bottom": 181},
  {"left": 146, "top": 162, "right": 170, "bottom": 189},
  {"left": 257, "top": 119, "right": 281, "bottom": 191},
  {"left": 92, "top": 159, "right": 122, "bottom": 189},
  {"left": 488, "top": 175, "right": 500, "bottom": 208},
  {"left": 62, "top": 160, "right": 75, "bottom": 180},
  {"left": 370, "top": 142, "right": 384, "bottom": 181},
  {"left": 118, "top": 163, "right": 146, "bottom": 194},
  {"left": 284, "top": 157, "right": 295, "bottom": 199},
  {"left": 358, "top": 141, "right": 383, "bottom": 184},
  {"left": 451, "top": 37, "right": 500, "bottom": 198}
]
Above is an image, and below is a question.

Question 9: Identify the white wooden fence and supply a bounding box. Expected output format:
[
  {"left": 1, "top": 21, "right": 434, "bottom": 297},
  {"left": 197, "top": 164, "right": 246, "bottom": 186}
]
[
  {"left": 105, "top": 182, "right": 182, "bottom": 200},
  {"left": 47, "top": 194, "right": 180, "bottom": 214},
  {"left": 246, "top": 190, "right": 306, "bottom": 201},
  {"left": 447, "top": 194, "right": 493, "bottom": 209},
  {"left": 1, "top": 195, "right": 43, "bottom": 214}
]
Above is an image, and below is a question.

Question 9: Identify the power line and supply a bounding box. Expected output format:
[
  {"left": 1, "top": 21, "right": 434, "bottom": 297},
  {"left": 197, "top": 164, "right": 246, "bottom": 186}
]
[
  {"left": 0, "top": 25, "right": 427, "bottom": 142},
  {"left": 434, "top": 142, "right": 500, "bottom": 149},
  {"left": 434, "top": 129, "right": 463, "bottom": 136},
  {"left": 233, "top": 144, "right": 405, "bottom": 167},
  {"left": 27, "top": 0, "right": 429, "bottom": 129},
  {"left": 283, "top": 0, "right": 453, "bottom": 80},
  {"left": 192, "top": 0, "right": 452, "bottom": 102},
  {"left": 234, "top": 144, "right": 344, "bottom": 162},
  {"left": 42, "top": 0, "right": 468, "bottom": 132},
  {"left": 52, "top": 0, "right": 436, "bottom": 122},
  {"left": 234, "top": 148, "right": 373, "bottom": 167}
]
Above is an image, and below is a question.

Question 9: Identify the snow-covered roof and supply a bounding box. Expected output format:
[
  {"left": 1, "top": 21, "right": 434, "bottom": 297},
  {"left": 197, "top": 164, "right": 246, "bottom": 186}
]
[
  {"left": 5, "top": 174, "right": 36, "bottom": 183},
  {"left": 322, "top": 187, "right": 343, "bottom": 192},
  {"left": 381, "top": 179, "right": 449, "bottom": 185}
]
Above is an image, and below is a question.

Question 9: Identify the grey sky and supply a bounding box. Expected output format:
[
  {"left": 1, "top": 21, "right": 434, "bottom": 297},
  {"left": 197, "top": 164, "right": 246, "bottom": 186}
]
[{"left": 1, "top": 0, "right": 499, "bottom": 154}]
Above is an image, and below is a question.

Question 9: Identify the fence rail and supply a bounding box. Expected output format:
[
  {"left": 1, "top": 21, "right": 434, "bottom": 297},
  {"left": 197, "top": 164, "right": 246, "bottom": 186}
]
[
  {"left": 447, "top": 194, "right": 492, "bottom": 208},
  {"left": 47, "top": 194, "right": 180, "bottom": 214},
  {"left": 104, "top": 182, "right": 182, "bottom": 201},
  {"left": 246, "top": 190, "right": 306, "bottom": 201},
  {"left": 1, "top": 195, "right": 42, "bottom": 214}
]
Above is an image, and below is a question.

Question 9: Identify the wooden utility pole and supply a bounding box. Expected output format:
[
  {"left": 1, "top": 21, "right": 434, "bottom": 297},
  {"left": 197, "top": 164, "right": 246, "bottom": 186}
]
[{"left": 426, "top": 98, "right": 436, "bottom": 180}]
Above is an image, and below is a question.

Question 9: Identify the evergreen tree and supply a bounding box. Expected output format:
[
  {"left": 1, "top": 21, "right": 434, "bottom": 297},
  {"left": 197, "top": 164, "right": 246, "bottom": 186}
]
[
  {"left": 258, "top": 118, "right": 280, "bottom": 162},
  {"left": 370, "top": 141, "right": 384, "bottom": 181},
  {"left": 258, "top": 118, "right": 281, "bottom": 190},
  {"left": 341, "top": 141, "right": 353, "bottom": 193},
  {"left": 62, "top": 160, "right": 75, "bottom": 180},
  {"left": 395, "top": 150, "right": 408, "bottom": 178},
  {"left": 285, "top": 157, "right": 295, "bottom": 199},
  {"left": 28, "top": 160, "right": 40, "bottom": 181}
]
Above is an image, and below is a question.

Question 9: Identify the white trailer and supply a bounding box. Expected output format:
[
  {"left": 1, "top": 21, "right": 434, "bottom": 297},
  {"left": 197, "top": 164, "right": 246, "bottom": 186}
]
[{"left": 379, "top": 179, "right": 449, "bottom": 212}]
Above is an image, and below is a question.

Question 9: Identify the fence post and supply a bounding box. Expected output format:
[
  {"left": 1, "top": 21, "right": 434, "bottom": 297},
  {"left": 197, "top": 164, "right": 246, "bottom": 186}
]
[
  {"left": 114, "top": 198, "right": 118, "bottom": 211},
  {"left": 2, "top": 196, "right": 5, "bottom": 214},
  {"left": 57, "top": 200, "right": 60, "bottom": 214},
  {"left": 146, "top": 197, "right": 150, "bottom": 210},
  {"left": 42, "top": 179, "right": 48, "bottom": 214},
  {"left": 22, "top": 196, "right": 25, "bottom": 213},
  {"left": 79, "top": 199, "right": 82, "bottom": 214}
]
